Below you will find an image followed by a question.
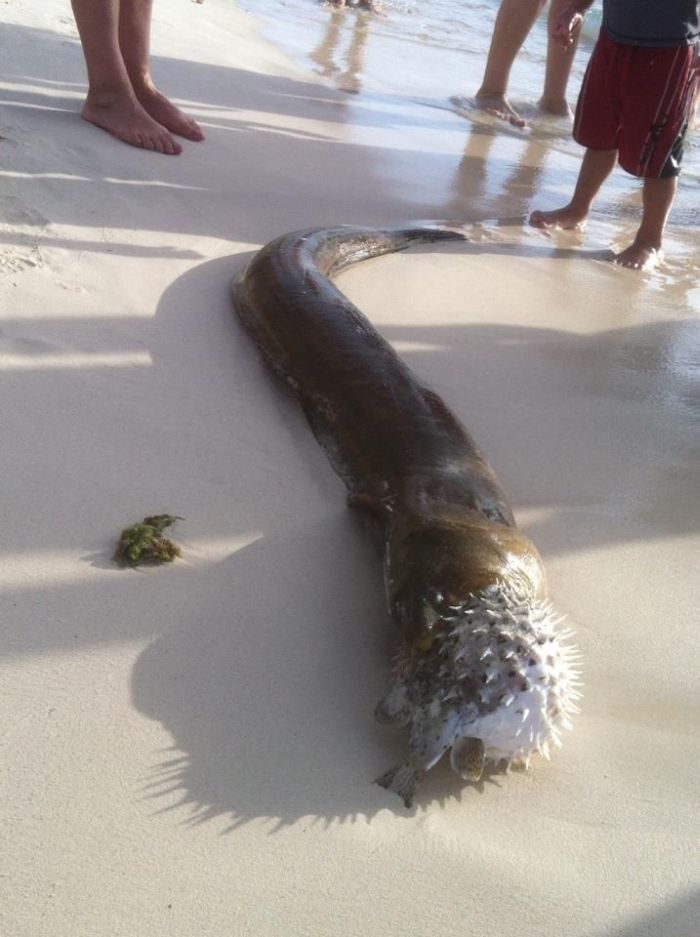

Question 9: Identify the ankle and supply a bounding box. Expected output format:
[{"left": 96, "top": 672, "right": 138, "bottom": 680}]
[
  {"left": 538, "top": 95, "right": 572, "bottom": 117},
  {"left": 475, "top": 85, "right": 507, "bottom": 101},
  {"left": 631, "top": 232, "right": 663, "bottom": 251},
  {"left": 565, "top": 200, "right": 590, "bottom": 221},
  {"left": 85, "top": 85, "right": 136, "bottom": 109},
  {"left": 128, "top": 71, "right": 157, "bottom": 97}
]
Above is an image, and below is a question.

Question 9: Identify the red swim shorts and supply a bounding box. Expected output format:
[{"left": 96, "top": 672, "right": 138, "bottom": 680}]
[{"left": 574, "top": 30, "right": 700, "bottom": 178}]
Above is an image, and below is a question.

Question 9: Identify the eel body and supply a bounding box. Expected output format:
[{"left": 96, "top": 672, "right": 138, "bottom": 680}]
[{"left": 233, "top": 225, "right": 580, "bottom": 806}]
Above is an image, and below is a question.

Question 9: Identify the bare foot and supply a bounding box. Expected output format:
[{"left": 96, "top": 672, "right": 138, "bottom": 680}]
[
  {"left": 613, "top": 242, "right": 662, "bottom": 271},
  {"left": 474, "top": 91, "right": 527, "bottom": 129},
  {"left": 82, "top": 92, "right": 181, "bottom": 154},
  {"left": 133, "top": 82, "right": 204, "bottom": 142},
  {"left": 529, "top": 204, "right": 588, "bottom": 230}
]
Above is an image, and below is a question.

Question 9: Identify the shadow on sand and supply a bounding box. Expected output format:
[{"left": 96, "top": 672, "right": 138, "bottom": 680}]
[{"left": 126, "top": 244, "right": 699, "bottom": 830}]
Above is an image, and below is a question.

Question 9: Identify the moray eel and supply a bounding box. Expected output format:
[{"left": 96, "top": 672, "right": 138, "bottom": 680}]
[{"left": 233, "top": 225, "right": 581, "bottom": 807}]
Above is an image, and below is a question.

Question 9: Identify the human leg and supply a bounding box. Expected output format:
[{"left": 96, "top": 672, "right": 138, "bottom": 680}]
[
  {"left": 118, "top": 0, "right": 204, "bottom": 141},
  {"left": 613, "top": 176, "right": 676, "bottom": 270},
  {"left": 475, "top": 0, "right": 545, "bottom": 128},
  {"left": 529, "top": 146, "right": 616, "bottom": 228},
  {"left": 71, "top": 0, "right": 182, "bottom": 153},
  {"left": 612, "top": 44, "right": 697, "bottom": 267},
  {"left": 540, "top": 0, "right": 580, "bottom": 117}
]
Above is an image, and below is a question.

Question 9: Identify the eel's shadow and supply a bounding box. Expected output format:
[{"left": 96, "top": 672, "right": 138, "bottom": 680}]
[
  {"left": 131, "top": 238, "right": 551, "bottom": 829},
  {"left": 130, "top": 515, "right": 451, "bottom": 829},
  {"left": 131, "top": 515, "right": 503, "bottom": 828},
  {"left": 130, "top": 240, "right": 700, "bottom": 829}
]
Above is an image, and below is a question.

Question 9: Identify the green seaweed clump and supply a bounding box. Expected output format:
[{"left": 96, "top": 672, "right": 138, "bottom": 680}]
[{"left": 113, "top": 514, "right": 183, "bottom": 568}]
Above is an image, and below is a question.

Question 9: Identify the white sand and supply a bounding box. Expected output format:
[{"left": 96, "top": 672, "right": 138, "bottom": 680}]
[{"left": 1, "top": 1, "right": 698, "bottom": 935}]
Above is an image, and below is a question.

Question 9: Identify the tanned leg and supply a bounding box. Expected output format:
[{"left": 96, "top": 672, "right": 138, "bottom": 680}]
[
  {"left": 475, "top": 0, "right": 545, "bottom": 128},
  {"left": 614, "top": 175, "right": 676, "bottom": 270},
  {"left": 71, "top": 0, "right": 181, "bottom": 153},
  {"left": 118, "top": 0, "right": 204, "bottom": 142},
  {"left": 540, "top": 0, "right": 580, "bottom": 117},
  {"left": 529, "top": 147, "right": 617, "bottom": 229}
]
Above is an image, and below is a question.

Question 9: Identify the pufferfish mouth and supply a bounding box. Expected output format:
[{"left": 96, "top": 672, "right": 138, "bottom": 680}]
[{"left": 374, "top": 581, "right": 582, "bottom": 807}]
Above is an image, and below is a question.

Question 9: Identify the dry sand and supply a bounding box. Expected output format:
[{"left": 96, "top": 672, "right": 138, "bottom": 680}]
[{"left": 1, "top": 1, "right": 698, "bottom": 935}]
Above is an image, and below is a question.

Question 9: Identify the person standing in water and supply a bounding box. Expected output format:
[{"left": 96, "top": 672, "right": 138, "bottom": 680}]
[
  {"left": 475, "top": 0, "right": 582, "bottom": 128},
  {"left": 529, "top": 0, "right": 700, "bottom": 270},
  {"left": 71, "top": 0, "right": 205, "bottom": 154}
]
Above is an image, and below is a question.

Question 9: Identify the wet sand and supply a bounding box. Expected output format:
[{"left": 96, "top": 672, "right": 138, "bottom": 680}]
[{"left": 1, "top": 1, "right": 698, "bottom": 936}]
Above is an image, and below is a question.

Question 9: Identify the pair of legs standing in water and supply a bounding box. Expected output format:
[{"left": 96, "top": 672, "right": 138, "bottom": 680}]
[
  {"left": 529, "top": 150, "right": 678, "bottom": 271},
  {"left": 476, "top": 2, "right": 690, "bottom": 270},
  {"left": 528, "top": 12, "right": 697, "bottom": 271},
  {"left": 71, "top": 0, "right": 204, "bottom": 155},
  {"left": 476, "top": 0, "right": 581, "bottom": 128}
]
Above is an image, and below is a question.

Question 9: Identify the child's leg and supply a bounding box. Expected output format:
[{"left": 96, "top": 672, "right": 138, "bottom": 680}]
[
  {"left": 540, "top": 0, "right": 580, "bottom": 117},
  {"left": 475, "top": 0, "right": 545, "bottom": 128},
  {"left": 529, "top": 147, "right": 617, "bottom": 229},
  {"left": 613, "top": 176, "right": 677, "bottom": 270},
  {"left": 612, "top": 44, "right": 697, "bottom": 268}
]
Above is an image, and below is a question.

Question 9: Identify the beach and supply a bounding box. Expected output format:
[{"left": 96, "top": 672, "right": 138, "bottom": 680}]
[{"left": 1, "top": 1, "right": 699, "bottom": 935}]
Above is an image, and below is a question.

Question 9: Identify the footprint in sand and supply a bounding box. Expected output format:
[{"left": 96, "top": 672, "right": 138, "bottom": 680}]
[
  {"left": 0, "top": 240, "right": 44, "bottom": 273},
  {"left": 0, "top": 328, "right": 59, "bottom": 355},
  {"left": 0, "top": 195, "right": 48, "bottom": 275},
  {"left": 0, "top": 195, "right": 49, "bottom": 228},
  {"left": 0, "top": 246, "right": 42, "bottom": 274}
]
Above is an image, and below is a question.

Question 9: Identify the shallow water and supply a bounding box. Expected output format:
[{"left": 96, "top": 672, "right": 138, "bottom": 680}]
[
  {"left": 240, "top": 0, "right": 602, "bottom": 101},
  {"left": 239, "top": 0, "right": 699, "bottom": 299}
]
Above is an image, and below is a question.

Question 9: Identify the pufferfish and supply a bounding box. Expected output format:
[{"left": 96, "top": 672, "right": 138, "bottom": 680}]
[
  {"left": 375, "top": 578, "right": 581, "bottom": 807},
  {"left": 233, "top": 222, "right": 582, "bottom": 807}
]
